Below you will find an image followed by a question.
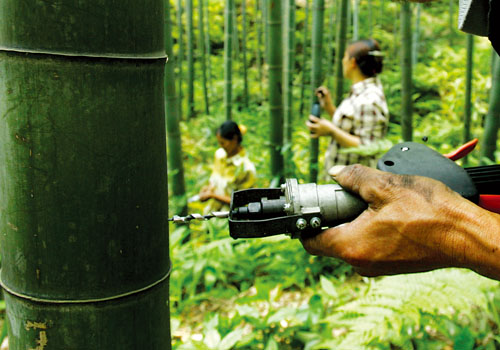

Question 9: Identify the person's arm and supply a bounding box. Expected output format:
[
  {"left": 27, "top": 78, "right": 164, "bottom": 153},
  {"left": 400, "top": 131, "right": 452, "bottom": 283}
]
[
  {"left": 199, "top": 186, "right": 231, "bottom": 204},
  {"left": 300, "top": 164, "right": 500, "bottom": 281}
]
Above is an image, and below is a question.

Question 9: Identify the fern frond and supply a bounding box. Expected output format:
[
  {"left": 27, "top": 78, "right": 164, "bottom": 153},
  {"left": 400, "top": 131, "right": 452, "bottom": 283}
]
[{"left": 319, "top": 269, "right": 499, "bottom": 349}]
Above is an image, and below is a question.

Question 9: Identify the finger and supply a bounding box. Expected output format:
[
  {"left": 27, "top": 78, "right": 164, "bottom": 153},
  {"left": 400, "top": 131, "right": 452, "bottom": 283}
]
[
  {"left": 315, "top": 86, "right": 326, "bottom": 93},
  {"left": 330, "top": 164, "right": 388, "bottom": 201},
  {"left": 301, "top": 211, "right": 369, "bottom": 259},
  {"left": 309, "top": 115, "right": 320, "bottom": 122}
]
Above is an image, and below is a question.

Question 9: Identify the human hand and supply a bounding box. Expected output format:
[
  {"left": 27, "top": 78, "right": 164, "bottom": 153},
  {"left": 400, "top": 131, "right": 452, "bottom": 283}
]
[
  {"left": 315, "top": 86, "right": 332, "bottom": 108},
  {"left": 306, "top": 115, "right": 334, "bottom": 138},
  {"left": 300, "top": 164, "right": 500, "bottom": 279}
]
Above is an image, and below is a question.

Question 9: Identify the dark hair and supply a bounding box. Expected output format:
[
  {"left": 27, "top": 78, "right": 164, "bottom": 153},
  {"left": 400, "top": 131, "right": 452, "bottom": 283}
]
[
  {"left": 347, "top": 39, "right": 383, "bottom": 77},
  {"left": 217, "top": 120, "right": 242, "bottom": 144}
]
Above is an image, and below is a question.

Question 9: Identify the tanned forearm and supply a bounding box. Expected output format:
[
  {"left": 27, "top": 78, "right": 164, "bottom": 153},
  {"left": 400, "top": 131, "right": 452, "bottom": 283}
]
[
  {"left": 210, "top": 193, "right": 231, "bottom": 205},
  {"left": 454, "top": 201, "right": 500, "bottom": 280}
]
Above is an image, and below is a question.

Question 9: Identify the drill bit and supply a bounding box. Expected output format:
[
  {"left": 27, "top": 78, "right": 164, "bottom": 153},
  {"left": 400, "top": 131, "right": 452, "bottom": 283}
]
[{"left": 168, "top": 211, "right": 229, "bottom": 223}]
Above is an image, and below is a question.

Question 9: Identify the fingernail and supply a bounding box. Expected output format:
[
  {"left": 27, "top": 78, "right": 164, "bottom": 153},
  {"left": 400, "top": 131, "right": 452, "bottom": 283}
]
[{"left": 328, "top": 165, "right": 346, "bottom": 177}]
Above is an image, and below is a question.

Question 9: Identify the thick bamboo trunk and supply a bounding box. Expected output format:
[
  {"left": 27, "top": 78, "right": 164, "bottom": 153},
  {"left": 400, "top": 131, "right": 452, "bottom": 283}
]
[{"left": 0, "top": 1, "right": 170, "bottom": 348}]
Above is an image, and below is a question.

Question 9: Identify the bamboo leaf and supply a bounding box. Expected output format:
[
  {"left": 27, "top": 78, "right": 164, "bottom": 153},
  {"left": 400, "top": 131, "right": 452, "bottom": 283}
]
[
  {"left": 219, "top": 328, "right": 244, "bottom": 350},
  {"left": 320, "top": 276, "right": 338, "bottom": 298}
]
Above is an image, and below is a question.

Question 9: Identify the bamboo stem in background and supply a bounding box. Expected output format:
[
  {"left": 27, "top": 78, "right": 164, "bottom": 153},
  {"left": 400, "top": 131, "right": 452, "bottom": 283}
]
[
  {"left": 284, "top": 0, "right": 296, "bottom": 177},
  {"left": 166, "top": 0, "right": 188, "bottom": 217},
  {"left": 224, "top": 0, "right": 234, "bottom": 120},
  {"left": 463, "top": 33, "right": 474, "bottom": 167},
  {"left": 334, "top": 0, "right": 348, "bottom": 106},
  {"left": 309, "top": 0, "right": 325, "bottom": 183},
  {"left": 176, "top": 0, "right": 184, "bottom": 119},
  {"left": 242, "top": 0, "right": 249, "bottom": 107},
  {"left": 480, "top": 52, "right": 500, "bottom": 164},
  {"left": 267, "top": 0, "right": 285, "bottom": 184},
  {"left": 401, "top": 1, "right": 413, "bottom": 141},
  {"left": 299, "top": 0, "right": 311, "bottom": 115},
  {"left": 186, "top": 0, "right": 195, "bottom": 117}
]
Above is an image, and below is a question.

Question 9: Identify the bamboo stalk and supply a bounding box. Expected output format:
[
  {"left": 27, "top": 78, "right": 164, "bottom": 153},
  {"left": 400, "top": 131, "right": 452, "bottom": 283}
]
[
  {"left": 224, "top": 0, "right": 234, "bottom": 120},
  {"left": 284, "top": 0, "right": 297, "bottom": 177},
  {"left": 309, "top": 0, "right": 325, "bottom": 183},
  {"left": 198, "top": 0, "right": 210, "bottom": 114},
  {"left": 401, "top": 1, "right": 413, "bottom": 142},
  {"left": 480, "top": 52, "right": 500, "bottom": 164},
  {"left": 268, "top": 0, "right": 285, "bottom": 183}
]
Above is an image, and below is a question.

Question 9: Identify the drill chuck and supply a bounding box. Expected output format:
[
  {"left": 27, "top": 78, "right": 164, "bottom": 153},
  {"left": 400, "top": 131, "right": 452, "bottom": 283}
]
[{"left": 229, "top": 179, "right": 367, "bottom": 239}]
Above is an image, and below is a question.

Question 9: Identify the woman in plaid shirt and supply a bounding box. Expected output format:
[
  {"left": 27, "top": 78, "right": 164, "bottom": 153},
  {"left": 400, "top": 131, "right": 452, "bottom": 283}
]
[{"left": 306, "top": 39, "right": 389, "bottom": 176}]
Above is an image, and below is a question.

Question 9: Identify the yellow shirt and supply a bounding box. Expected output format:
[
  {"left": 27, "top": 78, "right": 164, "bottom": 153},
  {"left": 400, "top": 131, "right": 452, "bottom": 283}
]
[{"left": 204, "top": 147, "right": 256, "bottom": 213}]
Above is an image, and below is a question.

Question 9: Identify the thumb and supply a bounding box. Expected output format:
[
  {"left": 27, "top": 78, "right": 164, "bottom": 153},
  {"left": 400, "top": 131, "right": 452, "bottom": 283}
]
[{"left": 328, "top": 164, "right": 386, "bottom": 201}]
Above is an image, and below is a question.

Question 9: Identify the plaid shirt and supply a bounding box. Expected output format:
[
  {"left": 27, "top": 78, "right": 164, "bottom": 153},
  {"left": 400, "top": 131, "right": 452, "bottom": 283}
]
[{"left": 324, "top": 77, "right": 389, "bottom": 174}]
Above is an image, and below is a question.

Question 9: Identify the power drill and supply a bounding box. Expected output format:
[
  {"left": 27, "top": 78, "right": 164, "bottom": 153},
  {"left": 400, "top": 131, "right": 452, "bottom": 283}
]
[{"left": 169, "top": 141, "right": 500, "bottom": 239}]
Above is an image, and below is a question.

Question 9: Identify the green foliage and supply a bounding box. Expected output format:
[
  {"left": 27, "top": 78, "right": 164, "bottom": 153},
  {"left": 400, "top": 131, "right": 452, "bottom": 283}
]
[
  {"left": 312, "top": 269, "right": 499, "bottom": 349},
  {"left": 170, "top": 0, "right": 500, "bottom": 348}
]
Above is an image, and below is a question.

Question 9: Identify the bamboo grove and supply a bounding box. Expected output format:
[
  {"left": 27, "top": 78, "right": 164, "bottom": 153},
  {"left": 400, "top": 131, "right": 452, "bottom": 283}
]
[{"left": 166, "top": 0, "right": 500, "bottom": 214}]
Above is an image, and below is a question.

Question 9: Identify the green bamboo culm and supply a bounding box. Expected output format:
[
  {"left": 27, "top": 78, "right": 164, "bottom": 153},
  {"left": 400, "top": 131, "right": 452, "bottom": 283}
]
[
  {"left": 232, "top": 3, "right": 240, "bottom": 61},
  {"left": 334, "top": 0, "right": 348, "bottom": 106},
  {"left": 186, "top": 0, "right": 195, "bottom": 118},
  {"left": 325, "top": 1, "right": 336, "bottom": 91},
  {"left": 309, "top": 0, "right": 325, "bottom": 183},
  {"left": 242, "top": 0, "right": 249, "bottom": 107},
  {"left": 400, "top": 1, "right": 413, "bottom": 141},
  {"left": 0, "top": 1, "right": 171, "bottom": 349},
  {"left": 268, "top": 0, "right": 285, "bottom": 184},
  {"left": 224, "top": 0, "right": 234, "bottom": 120},
  {"left": 412, "top": 3, "right": 421, "bottom": 66},
  {"left": 256, "top": 0, "right": 264, "bottom": 95},
  {"left": 299, "top": 0, "right": 311, "bottom": 115},
  {"left": 463, "top": 34, "right": 474, "bottom": 166},
  {"left": 204, "top": 0, "right": 213, "bottom": 96},
  {"left": 198, "top": 0, "right": 210, "bottom": 114},
  {"left": 176, "top": 0, "right": 184, "bottom": 119},
  {"left": 166, "top": 0, "right": 188, "bottom": 217},
  {"left": 284, "top": 0, "right": 297, "bottom": 177},
  {"left": 353, "top": 0, "right": 359, "bottom": 41},
  {"left": 480, "top": 52, "right": 500, "bottom": 164},
  {"left": 262, "top": 0, "right": 269, "bottom": 68}
]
